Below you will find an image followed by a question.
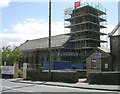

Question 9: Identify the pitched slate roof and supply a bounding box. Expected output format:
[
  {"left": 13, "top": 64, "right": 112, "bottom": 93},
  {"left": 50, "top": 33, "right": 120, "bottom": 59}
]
[
  {"left": 18, "top": 34, "right": 70, "bottom": 51},
  {"left": 97, "top": 47, "right": 110, "bottom": 53},
  {"left": 108, "top": 22, "right": 120, "bottom": 36}
]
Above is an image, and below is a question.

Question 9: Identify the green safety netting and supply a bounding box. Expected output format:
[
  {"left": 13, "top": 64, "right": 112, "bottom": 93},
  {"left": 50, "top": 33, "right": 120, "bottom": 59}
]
[{"left": 73, "top": 2, "right": 106, "bottom": 13}]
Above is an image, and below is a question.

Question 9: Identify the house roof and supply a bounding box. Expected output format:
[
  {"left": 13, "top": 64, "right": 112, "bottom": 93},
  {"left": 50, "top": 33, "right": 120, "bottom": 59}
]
[
  {"left": 97, "top": 47, "right": 110, "bottom": 53},
  {"left": 18, "top": 34, "right": 70, "bottom": 51},
  {"left": 108, "top": 22, "right": 120, "bottom": 36}
]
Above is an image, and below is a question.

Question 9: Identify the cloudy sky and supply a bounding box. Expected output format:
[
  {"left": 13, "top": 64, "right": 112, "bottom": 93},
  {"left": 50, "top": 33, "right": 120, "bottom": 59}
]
[{"left": 0, "top": 0, "right": 119, "bottom": 48}]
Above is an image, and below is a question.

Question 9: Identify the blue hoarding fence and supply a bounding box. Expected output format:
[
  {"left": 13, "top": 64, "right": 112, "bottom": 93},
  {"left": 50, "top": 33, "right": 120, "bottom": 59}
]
[
  {"left": 43, "top": 61, "right": 86, "bottom": 70},
  {"left": 71, "top": 63, "right": 85, "bottom": 69}
]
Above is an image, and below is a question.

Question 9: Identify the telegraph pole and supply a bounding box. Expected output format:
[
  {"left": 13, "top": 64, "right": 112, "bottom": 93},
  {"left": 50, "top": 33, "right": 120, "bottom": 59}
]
[{"left": 48, "top": 0, "right": 52, "bottom": 79}]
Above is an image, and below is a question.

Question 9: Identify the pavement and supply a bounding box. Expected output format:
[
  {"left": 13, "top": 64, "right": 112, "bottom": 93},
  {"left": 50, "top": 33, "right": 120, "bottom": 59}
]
[{"left": 8, "top": 78, "right": 120, "bottom": 92}]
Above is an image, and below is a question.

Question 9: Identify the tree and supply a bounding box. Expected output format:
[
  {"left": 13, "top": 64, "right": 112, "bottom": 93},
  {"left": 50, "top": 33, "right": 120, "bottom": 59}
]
[
  {"left": 2, "top": 46, "right": 11, "bottom": 64},
  {"left": 10, "top": 48, "right": 22, "bottom": 64},
  {"left": 2, "top": 46, "right": 22, "bottom": 65}
]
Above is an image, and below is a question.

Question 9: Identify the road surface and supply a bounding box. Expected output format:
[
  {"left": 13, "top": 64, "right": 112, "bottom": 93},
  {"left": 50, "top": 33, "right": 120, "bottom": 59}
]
[{"left": 0, "top": 78, "right": 119, "bottom": 94}]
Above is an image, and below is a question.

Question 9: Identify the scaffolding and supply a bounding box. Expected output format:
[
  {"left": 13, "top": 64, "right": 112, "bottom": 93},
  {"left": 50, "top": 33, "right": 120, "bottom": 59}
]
[{"left": 64, "top": 1, "right": 107, "bottom": 63}]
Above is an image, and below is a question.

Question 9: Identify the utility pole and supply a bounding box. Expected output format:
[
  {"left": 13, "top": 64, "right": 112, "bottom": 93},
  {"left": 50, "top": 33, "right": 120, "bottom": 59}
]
[{"left": 48, "top": 0, "right": 52, "bottom": 79}]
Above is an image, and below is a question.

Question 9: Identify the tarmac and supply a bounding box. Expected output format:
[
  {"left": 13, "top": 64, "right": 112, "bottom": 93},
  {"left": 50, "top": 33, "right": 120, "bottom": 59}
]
[{"left": 8, "top": 78, "right": 120, "bottom": 92}]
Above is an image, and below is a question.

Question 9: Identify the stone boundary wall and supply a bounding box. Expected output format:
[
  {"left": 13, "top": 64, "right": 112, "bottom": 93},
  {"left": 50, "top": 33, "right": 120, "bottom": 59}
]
[
  {"left": 88, "top": 72, "right": 120, "bottom": 85},
  {"left": 27, "top": 69, "right": 86, "bottom": 83}
]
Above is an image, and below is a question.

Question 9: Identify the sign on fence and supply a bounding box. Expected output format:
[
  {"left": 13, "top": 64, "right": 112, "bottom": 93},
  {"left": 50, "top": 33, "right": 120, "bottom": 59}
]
[
  {"left": 23, "top": 63, "right": 28, "bottom": 79},
  {"left": 23, "top": 63, "right": 28, "bottom": 69},
  {"left": 1, "top": 66, "right": 14, "bottom": 75}
]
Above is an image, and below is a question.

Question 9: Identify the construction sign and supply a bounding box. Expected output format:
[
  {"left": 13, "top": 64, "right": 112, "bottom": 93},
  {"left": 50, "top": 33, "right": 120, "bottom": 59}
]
[{"left": 74, "top": 1, "right": 81, "bottom": 8}]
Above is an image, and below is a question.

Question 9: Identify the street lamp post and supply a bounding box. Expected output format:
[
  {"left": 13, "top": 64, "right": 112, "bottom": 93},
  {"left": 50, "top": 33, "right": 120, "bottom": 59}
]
[{"left": 48, "top": 0, "right": 52, "bottom": 79}]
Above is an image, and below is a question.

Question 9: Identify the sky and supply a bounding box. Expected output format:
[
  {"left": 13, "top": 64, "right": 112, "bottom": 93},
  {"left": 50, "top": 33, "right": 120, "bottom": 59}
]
[{"left": 0, "top": 0, "right": 119, "bottom": 48}]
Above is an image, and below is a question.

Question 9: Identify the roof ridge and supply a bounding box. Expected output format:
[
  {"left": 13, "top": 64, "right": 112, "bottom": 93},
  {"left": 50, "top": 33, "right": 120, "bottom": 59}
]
[
  {"left": 18, "top": 34, "right": 70, "bottom": 51},
  {"left": 29, "top": 34, "right": 68, "bottom": 41},
  {"left": 108, "top": 22, "right": 120, "bottom": 36}
]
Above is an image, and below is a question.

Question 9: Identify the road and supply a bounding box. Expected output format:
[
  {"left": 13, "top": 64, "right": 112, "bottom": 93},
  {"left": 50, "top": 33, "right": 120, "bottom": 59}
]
[{"left": 0, "top": 79, "right": 119, "bottom": 94}]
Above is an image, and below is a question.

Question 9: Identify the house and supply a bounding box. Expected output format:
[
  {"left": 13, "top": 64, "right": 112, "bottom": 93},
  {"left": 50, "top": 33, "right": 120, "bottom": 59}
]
[
  {"left": 86, "top": 47, "right": 111, "bottom": 78},
  {"left": 108, "top": 23, "right": 120, "bottom": 71},
  {"left": 18, "top": 2, "right": 107, "bottom": 70}
]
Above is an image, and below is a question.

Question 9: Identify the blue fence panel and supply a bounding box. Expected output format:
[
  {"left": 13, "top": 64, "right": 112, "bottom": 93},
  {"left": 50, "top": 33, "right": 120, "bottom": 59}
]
[
  {"left": 43, "top": 61, "right": 53, "bottom": 70},
  {"left": 71, "top": 63, "right": 85, "bottom": 69},
  {"left": 53, "top": 61, "right": 71, "bottom": 70},
  {"left": 43, "top": 61, "right": 85, "bottom": 70},
  {"left": 43, "top": 61, "right": 71, "bottom": 70}
]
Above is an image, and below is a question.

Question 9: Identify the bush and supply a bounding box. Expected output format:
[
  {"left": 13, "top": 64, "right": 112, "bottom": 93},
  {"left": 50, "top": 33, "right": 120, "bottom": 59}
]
[
  {"left": 0, "top": 61, "right": 2, "bottom": 66},
  {"left": 18, "top": 69, "right": 23, "bottom": 78}
]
